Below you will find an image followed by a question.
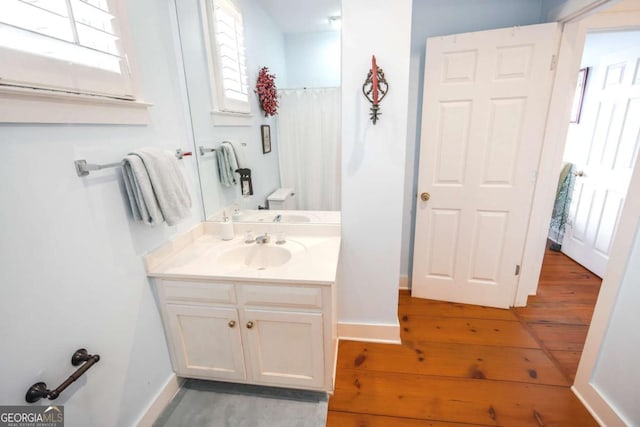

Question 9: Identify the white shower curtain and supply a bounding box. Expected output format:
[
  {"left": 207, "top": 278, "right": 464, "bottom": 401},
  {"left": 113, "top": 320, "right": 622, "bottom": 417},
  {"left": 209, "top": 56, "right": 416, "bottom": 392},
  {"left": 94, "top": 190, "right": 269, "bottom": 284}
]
[{"left": 277, "top": 87, "right": 341, "bottom": 211}]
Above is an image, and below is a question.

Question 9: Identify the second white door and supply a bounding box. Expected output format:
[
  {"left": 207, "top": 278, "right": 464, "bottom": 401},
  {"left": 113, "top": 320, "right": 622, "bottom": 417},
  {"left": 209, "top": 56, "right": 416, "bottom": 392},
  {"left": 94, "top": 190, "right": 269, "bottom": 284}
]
[{"left": 562, "top": 46, "right": 640, "bottom": 277}]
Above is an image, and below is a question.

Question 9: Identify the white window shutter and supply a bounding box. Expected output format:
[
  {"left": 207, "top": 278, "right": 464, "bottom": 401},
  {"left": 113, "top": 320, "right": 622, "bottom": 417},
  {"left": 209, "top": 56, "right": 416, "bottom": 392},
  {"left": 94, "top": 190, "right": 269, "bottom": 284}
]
[
  {"left": 0, "top": 0, "right": 134, "bottom": 99},
  {"left": 207, "top": 0, "right": 250, "bottom": 114}
]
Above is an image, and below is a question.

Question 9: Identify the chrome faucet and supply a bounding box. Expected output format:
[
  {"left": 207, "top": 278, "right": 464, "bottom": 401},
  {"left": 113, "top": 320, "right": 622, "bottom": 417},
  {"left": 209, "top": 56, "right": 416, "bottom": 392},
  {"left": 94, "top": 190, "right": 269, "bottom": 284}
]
[
  {"left": 255, "top": 233, "right": 270, "bottom": 244},
  {"left": 273, "top": 214, "right": 282, "bottom": 223}
]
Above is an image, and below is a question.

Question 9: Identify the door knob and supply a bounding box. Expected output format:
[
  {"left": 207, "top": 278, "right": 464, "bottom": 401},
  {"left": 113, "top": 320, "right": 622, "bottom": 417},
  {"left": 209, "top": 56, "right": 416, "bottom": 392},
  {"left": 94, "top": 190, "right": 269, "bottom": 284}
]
[
  {"left": 573, "top": 170, "right": 585, "bottom": 177},
  {"left": 246, "top": 321, "right": 254, "bottom": 329},
  {"left": 420, "top": 192, "right": 431, "bottom": 201},
  {"left": 228, "top": 320, "right": 236, "bottom": 328}
]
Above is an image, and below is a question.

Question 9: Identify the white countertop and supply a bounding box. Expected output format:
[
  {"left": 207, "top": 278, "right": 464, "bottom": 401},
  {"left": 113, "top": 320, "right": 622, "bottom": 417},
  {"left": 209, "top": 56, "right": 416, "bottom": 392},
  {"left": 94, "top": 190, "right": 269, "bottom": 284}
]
[
  {"left": 144, "top": 222, "right": 341, "bottom": 285},
  {"left": 208, "top": 209, "right": 341, "bottom": 224}
]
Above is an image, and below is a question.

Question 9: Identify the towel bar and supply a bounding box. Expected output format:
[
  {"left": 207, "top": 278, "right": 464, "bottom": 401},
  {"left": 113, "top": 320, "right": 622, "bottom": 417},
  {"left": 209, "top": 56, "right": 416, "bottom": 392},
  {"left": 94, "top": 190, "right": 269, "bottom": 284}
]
[
  {"left": 199, "top": 146, "right": 217, "bottom": 156},
  {"left": 25, "top": 349, "right": 100, "bottom": 403},
  {"left": 74, "top": 149, "right": 192, "bottom": 177},
  {"left": 199, "top": 143, "right": 246, "bottom": 157}
]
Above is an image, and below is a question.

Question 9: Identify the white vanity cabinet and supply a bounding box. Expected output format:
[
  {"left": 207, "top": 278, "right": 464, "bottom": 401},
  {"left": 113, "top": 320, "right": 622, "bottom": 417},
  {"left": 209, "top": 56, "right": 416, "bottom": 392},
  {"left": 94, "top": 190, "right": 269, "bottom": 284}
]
[
  {"left": 155, "top": 279, "right": 335, "bottom": 392},
  {"left": 164, "top": 304, "right": 246, "bottom": 381}
]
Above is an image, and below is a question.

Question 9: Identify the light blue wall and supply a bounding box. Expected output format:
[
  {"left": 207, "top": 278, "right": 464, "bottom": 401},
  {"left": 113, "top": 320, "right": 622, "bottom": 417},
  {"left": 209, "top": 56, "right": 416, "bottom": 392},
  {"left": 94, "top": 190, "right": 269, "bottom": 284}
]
[
  {"left": 591, "top": 224, "right": 640, "bottom": 425},
  {"left": 175, "top": 0, "right": 287, "bottom": 218},
  {"left": 541, "top": 0, "right": 568, "bottom": 19},
  {"left": 284, "top": 31, "right": 341, "bottom": 88},
  {"left": 401, "top": 0, "right": 546, "bottom": 278},
  {"left": 0, "top": 1, "right": 202, "bottom": 425}
]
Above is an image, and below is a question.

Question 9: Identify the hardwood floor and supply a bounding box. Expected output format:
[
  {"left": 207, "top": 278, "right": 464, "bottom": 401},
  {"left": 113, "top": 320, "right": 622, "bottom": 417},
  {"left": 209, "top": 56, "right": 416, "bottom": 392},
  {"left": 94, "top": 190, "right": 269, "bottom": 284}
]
[
  {"left": 513, "top": 244, "right": 601, "bottom": 381},
  {"left": 327, "top": 246, "right": 602, "bottom": 426}
]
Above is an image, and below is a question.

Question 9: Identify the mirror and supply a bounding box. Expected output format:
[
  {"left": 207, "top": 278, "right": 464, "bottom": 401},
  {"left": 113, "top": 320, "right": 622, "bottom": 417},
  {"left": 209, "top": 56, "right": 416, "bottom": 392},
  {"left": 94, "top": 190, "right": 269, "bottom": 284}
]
[{"left": 174, "top": 0, "right": 341, "bottom": 222}]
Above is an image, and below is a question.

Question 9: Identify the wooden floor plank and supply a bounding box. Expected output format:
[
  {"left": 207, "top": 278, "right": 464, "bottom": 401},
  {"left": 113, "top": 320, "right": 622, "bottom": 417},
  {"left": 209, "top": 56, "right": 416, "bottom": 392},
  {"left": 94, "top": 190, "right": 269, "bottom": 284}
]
[
  {"left": 532, "top": 286, "right": 599, "bottom": 304},
  {"left": 548, "top": 350, "right": 582, "bottom": 381},
  {"left": 329, "top": 369, "right": 598, "bottom": 427},
  {"left": 399, "top": 295, "right": 517, "bottom": 321},
  {"left": 527, "top": 323, "right": 589, "bottom": 352},
  {"left": 327, "top": 411, "right": 490, "bottom": 427},
  {"left": 336, "top": 340, "right": 569, "bottom": 386},
  {"left": 513, "top": 302, "right": 595, "bottom": 325},
  {"left": 401, "top": 316, "right": 540, "bottom": 348}
]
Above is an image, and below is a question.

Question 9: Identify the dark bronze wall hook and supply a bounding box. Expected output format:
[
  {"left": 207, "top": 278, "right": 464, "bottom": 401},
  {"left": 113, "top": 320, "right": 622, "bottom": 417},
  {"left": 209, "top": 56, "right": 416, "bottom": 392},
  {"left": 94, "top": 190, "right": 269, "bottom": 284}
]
[{"left": 26, "top": 348, "right": 100, "bottom": 403}]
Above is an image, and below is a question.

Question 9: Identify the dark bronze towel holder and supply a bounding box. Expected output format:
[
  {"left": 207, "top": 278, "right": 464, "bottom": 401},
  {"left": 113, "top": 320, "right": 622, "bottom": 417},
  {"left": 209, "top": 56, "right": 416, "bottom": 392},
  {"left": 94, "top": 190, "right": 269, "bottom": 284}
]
[{"left": 26, "top": 349, "right": 100, "bottom": 403}]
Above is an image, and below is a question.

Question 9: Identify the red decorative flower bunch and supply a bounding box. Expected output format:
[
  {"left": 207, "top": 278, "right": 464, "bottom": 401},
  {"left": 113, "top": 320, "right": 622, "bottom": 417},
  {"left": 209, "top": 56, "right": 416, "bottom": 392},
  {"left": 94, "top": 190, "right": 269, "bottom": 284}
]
[{"left": 255, "top": 66, "right": 278, "bottom": 117}]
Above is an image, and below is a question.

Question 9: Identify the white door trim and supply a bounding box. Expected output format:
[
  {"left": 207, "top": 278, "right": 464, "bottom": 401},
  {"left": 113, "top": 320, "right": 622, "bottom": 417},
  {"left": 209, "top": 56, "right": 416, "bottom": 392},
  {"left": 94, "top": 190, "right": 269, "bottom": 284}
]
[
  {"left": 544, "top": 0, "right": 621, "bottom": 23},
  {"left": 573, "top": 137, "right": 640, "bottom": 427},
  {"left": 517, "top": 4, "right": 640, "bottom": 426}
]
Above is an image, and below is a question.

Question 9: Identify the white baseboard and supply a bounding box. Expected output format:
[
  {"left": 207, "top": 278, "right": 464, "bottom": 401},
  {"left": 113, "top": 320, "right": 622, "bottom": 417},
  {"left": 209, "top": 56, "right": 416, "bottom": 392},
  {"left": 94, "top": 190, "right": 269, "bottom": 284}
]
[
  {"left": 136, "top": 373, "right": 184, "bottom": 427},
  {"left": 338, "top": 321, "right": 401, "bottom": 344},
  {"left": 572, "top": 385, "right": 608, "bottom": 427},
  {"left": 399, "top": 275, "right": 410, "bottom": 290},
  {"left": 572, "top": 384, "right": 628, "bottom": 427}
]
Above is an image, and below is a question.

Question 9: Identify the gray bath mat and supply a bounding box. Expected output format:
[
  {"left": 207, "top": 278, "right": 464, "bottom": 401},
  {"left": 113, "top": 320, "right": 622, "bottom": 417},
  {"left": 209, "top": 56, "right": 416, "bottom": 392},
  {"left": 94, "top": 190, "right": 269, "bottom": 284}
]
[{"left": 153, "top": 380, "right": 328, "bottom": 427}]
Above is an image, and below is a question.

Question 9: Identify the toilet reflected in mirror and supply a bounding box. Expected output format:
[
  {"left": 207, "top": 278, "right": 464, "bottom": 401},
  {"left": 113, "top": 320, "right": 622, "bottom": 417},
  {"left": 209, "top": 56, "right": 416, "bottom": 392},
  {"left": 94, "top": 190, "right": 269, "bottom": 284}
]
[{"left": 267, "top": 188, "right": 296, "bottom": 210}]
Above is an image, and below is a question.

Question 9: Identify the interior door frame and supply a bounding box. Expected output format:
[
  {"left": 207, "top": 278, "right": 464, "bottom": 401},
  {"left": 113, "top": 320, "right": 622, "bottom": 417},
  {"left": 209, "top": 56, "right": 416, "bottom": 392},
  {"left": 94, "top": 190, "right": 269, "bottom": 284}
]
[
  {"left": 517, "top": 2, "right": 640, "bottom": 306},
  {"left": 516, "top": 3, "right": 640, "bottom": 425}
]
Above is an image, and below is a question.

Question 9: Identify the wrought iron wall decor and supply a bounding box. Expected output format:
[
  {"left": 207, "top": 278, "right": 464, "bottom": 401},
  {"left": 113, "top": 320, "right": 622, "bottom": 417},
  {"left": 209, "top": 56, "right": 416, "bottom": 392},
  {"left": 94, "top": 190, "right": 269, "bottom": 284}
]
[{"left": 362, "top": 55, "right": 388, "bottom": 124}]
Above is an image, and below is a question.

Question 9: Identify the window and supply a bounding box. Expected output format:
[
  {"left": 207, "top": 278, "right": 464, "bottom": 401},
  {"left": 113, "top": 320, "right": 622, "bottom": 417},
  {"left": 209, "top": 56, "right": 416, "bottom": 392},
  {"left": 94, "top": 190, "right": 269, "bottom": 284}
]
[
  {"left": 201, "top": 0, "right": 251, "bottom": 119},
  {"left": 0, "top": 0, "right": 148, "bottom": 124}
]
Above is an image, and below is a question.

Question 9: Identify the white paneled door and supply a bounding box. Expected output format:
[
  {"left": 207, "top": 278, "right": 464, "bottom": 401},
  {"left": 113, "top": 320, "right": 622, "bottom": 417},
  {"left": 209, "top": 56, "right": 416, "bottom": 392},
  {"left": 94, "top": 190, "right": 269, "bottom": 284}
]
[
  {"left": 412, "top": 23, "right": 560, "bottom": 308},
  {"left": 562, "top": 47, "right": 640, "bottom": 277}
]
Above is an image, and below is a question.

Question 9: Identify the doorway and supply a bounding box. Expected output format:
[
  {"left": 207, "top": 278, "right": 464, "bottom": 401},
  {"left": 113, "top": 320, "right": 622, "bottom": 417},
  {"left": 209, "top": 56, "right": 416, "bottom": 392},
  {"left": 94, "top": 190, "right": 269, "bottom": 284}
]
[
  {"left": 537, "top": 33, "right": 640, "bottom": 377},
  {"left": 529, "top": 3, "right": 640, "bottom": 424}
]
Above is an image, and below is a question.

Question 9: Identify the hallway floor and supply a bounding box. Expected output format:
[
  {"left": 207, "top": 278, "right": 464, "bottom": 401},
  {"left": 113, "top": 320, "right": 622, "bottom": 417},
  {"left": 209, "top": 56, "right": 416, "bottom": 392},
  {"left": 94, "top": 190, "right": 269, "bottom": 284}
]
[
  {"left": 513, "top": 245, "right": 602, "bottom": 381},
  {"left": 327, "top": 246, "right": 602, "bottom": 426}
]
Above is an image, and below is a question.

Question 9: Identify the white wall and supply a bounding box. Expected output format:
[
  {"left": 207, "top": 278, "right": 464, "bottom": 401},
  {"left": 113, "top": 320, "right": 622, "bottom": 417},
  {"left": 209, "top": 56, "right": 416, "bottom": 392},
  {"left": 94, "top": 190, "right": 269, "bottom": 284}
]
[
  {"left": 580, "top": 30, "right": 640, "bottom": 66},
  {"left": 563, "top": 31, "right": 640, "bottom": 163},
  {"left": 0, "top": 1, "right": 201, "bottom": 425},
  {"left": 175, "top": 0, "right": 287, "bottom": 218},
  {"left": 590, "top": 224, "right": 640, "bottom": 425},
  {"left": 400, "top": 0, "right": 545, "bottom": 280},
  {"left": 339, "top": 0, "right": 412, "bottom": 327},
  {"left": 284, "top": 31, "right": 341, "bottom": 88}
]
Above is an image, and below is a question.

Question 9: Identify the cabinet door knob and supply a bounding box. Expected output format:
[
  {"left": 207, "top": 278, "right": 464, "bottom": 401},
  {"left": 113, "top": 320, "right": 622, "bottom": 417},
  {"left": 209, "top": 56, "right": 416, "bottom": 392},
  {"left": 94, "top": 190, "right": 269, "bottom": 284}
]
[
  {"left": 421, "top": 192, "right": 431, "bottom": 201},
  {"left": 228, "top": 320, "right": 236, "bottom": 328},
  {"left": 246, "top": 321, "right": 254, "bottom": 329}
]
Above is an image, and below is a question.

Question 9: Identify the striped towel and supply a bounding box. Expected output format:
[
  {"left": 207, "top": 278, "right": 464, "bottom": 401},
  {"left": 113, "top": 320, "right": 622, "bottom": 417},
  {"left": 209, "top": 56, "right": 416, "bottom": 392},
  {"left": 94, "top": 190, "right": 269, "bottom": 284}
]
[{"left": 216, "top": 142, "right": 239, "bottom": 186}]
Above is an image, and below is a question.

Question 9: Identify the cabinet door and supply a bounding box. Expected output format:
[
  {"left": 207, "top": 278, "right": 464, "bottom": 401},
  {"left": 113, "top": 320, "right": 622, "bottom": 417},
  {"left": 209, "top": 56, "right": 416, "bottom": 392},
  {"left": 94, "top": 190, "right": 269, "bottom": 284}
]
[
  {"left": 165, "top": 304, "right": 246, "bottom": 380},
  {"left": 241, "top": 309, "right": 324, "bottom": 389}
]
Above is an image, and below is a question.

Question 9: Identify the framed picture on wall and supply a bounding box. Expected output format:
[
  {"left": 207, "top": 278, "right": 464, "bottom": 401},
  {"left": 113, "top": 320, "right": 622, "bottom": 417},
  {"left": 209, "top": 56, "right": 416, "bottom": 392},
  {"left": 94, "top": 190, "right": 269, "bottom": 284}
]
[
  {"left": 261, "top": 125, "right": 271, "bottom": 154},
  {"left": 570, "top": 67, "right": 589, "bottom": 123}
]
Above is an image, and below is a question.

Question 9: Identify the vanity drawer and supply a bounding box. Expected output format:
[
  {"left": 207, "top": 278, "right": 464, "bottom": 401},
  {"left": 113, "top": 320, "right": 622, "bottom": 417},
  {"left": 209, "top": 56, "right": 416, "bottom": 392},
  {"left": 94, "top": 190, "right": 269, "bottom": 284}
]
[
  {"left": 238, "top": 284, "right": 322, "bottom": 309},
  {"left": 159, "top": 280, "right": 236, "bottom": 305}
]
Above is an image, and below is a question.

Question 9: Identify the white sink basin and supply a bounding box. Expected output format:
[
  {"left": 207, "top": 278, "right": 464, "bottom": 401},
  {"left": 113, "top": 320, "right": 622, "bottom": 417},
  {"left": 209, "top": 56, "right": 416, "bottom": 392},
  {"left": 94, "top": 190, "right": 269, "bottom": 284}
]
[{"left": 216, "top": 244, "right": 292, "bottom": 270}]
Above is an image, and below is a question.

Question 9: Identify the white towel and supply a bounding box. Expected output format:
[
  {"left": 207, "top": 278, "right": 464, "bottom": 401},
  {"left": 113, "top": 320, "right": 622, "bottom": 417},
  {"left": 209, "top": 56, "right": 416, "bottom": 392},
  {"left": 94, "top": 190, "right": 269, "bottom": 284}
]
[
  {"left": 122, "top": 148, "right": 192, "bottom": 226},
  {"left": 122, "top": 154, "right": 164, "bottom": 226},
  {"left": 228, "top": 140, "right": 249, "bottom": 169}
]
